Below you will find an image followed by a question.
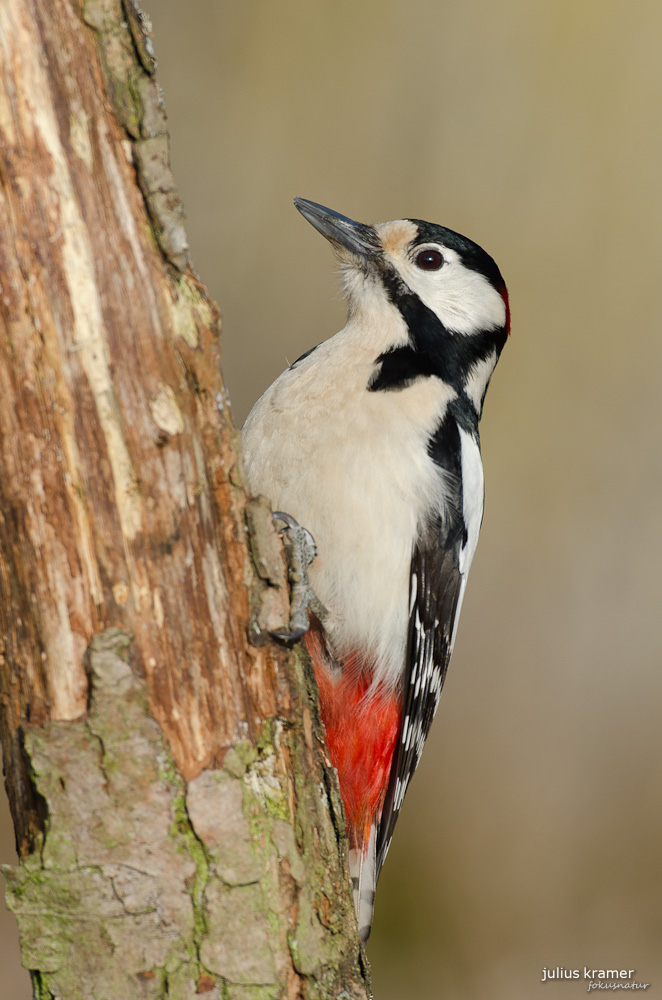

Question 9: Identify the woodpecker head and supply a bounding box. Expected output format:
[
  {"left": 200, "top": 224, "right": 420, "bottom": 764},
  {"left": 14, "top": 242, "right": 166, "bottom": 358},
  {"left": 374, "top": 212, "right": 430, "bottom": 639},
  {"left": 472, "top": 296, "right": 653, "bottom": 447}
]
[{"left": 294, "top": 197, "right": 509, "bottom": 416}]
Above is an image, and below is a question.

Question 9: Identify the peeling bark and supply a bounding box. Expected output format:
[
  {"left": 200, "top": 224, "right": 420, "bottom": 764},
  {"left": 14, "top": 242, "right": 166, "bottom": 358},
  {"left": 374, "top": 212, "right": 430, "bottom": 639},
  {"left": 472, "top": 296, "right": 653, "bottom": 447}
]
[{"left": 0, "top": 1, "right": 370, "bottom": 996}]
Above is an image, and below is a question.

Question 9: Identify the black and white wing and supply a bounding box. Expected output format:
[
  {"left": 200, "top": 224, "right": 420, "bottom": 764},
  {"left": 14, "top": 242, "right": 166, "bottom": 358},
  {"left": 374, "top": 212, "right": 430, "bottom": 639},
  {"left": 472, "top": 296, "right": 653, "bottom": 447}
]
[
  {"left": 375, "top": 526, "right": 463, "bottom": 872},
  {"left": 376, "top": 418, "right": 484, "bottom": 874}
]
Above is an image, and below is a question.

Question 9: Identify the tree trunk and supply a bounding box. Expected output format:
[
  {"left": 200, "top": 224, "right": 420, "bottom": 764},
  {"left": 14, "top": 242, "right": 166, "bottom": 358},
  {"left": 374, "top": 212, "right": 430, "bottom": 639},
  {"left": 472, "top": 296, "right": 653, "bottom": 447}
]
[{"left": 0, "top": 1, "right": 369, "bottom": 996}]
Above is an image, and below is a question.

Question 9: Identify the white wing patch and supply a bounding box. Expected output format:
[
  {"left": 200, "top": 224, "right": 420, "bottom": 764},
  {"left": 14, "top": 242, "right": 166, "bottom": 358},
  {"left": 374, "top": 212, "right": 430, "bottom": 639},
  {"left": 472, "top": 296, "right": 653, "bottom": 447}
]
[{"left": 458, "top": 427, "right": 484, "bottom": 576}]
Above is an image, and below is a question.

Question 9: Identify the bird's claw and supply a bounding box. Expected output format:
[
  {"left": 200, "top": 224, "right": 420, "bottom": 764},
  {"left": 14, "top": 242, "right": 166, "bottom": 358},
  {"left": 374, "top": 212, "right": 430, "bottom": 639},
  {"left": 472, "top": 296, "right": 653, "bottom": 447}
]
[{"left": 271, "top": 511, "right": 326, "bottom": 642}]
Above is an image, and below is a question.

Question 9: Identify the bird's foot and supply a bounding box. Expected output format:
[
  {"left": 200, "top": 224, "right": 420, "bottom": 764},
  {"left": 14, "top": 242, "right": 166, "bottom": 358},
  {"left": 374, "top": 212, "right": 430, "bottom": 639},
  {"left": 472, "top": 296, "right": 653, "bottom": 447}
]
[{"left": 270, "top": 511, "right": 327, "bottom": 642}]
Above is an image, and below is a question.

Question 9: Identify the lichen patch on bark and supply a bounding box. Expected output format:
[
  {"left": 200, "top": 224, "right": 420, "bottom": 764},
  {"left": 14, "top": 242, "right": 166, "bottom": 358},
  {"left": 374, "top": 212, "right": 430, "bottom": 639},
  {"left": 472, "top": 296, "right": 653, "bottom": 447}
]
[
  {"left": 3, "top": 630, "right": 201, "bottom": 997},
  {"left": 3, "top": 631, "right": 370, "bottom": 999}
]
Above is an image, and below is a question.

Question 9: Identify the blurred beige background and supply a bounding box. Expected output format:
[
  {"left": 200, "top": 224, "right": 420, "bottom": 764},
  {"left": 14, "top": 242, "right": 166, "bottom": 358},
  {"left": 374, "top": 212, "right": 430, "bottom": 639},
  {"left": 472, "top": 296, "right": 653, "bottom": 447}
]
[{"left": 2, "top": 1, "right": 661, "bottom": 997}]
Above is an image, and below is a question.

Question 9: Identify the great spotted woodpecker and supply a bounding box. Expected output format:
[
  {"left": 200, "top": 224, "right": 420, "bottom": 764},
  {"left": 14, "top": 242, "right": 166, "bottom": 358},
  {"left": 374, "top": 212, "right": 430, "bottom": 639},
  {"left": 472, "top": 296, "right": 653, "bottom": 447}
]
[{"left": 242, "top": 198, "right": 509, "bottom": 942}]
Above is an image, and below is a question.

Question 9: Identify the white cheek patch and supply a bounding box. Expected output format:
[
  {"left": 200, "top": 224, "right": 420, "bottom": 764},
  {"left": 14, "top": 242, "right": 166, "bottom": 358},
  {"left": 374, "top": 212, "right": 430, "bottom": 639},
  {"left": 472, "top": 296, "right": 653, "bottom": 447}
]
[
  {"left": 412, "top": 264, "right": 506, "bottom": 335},
  {"left": 392, "top": 247, "right": 506, "bottom": 337}
]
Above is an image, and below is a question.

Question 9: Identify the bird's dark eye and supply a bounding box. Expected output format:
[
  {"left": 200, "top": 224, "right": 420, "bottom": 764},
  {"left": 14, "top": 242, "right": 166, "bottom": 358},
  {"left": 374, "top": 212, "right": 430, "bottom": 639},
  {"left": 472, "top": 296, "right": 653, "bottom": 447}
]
[{"left": 415, "top": 248, "right": 444, "bottom": 271}]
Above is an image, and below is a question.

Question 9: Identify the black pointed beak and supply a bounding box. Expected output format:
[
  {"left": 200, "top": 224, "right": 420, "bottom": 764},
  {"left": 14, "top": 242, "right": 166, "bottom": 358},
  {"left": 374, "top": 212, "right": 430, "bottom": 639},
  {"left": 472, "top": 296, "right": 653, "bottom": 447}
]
[{"left": 294, "top": 198, "right": 380, "bottom": 259}]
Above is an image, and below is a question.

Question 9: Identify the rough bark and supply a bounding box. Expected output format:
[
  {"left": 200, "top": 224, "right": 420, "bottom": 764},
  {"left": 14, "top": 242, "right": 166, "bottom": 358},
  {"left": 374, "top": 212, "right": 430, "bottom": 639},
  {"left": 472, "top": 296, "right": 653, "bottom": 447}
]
[{"left": 0, "top": 1, "right": 369, "bottom": 996}]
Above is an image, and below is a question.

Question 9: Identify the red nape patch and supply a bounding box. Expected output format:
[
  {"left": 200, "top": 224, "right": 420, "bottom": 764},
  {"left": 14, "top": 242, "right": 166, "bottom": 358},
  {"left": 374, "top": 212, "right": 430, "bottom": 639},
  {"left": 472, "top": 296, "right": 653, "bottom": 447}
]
[
  {"left": 305, "top": 630, "right": 400, "bottom": 850},
  {"left": 499, "top": 284, "right": 511, "bottom": 337}
]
